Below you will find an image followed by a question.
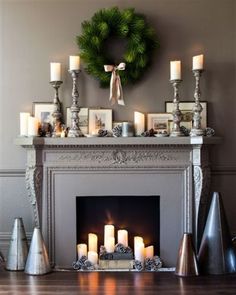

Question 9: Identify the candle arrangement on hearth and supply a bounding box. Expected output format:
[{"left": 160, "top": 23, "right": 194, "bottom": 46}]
[{"left": 72, "top": 224, "right": 162, "bottom": 271}]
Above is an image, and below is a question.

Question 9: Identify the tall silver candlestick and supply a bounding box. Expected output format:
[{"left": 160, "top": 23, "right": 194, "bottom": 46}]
[
  {"left": 68, "top": 70, "right": 84, "bottom": 137},
  {"left": 50, "top": 80, "right": 63, "bottom": 137},
  {"left": 190, "top": 69, "right": 204, "bottom": 136},
  {"left": 170, "top": 79, "right": 184, "bottom": 137}
]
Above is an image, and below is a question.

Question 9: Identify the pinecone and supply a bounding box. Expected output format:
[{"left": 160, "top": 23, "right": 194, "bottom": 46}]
[
  {"left": 72, "top": 260, "right": 80, "bottom": 270},
  {"left": 133, "top": 260, "right": 144, "bottom": 271},
  {"left": 144, "top": 257, "right": 153, "bottom": 271},
  {"left": 99, "top": 245, "right": 107, "bottom": 256},
  {"left": 83, "top": 259, "right": 94, "bottom": 270},
  {"left": 98, "top": 129, "right": 108, "bottom": 137},
  {"left": 205, "top": 127, "right": 215, "bottom": 137},
  {"left": 112, "top": 125, "right": 122, "bottom": 137},
  {"left": 153, "top": 256, "right": 162, "bottom": 269},
  {"left": 180, "top": 126, "right": 190, "bottom": 136},
  {"left": 141, "top": 128, "right": 155, "bottom": 137},
  {"left": 72, "top": 255, "right": 88, "bottom": 270},
  {"left": 114, "top": 243, "right": 126, "bottom": 253}
]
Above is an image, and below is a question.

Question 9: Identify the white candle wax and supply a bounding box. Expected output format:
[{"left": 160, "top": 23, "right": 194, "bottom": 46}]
[
  {"left": 134, "top": 236, "right": 144, "bottom": 259},
  {"left": 193, "top": 54, "right": 204, "bottom": 70},
  {"left": 117, "top": 229, "right": 128, "bottom": 247},
  {"left": 69, "top": 56, "right": 80, "bottom": 70},
  {"left": 170, "top": 60, "right": 181, "bottom": 80},
  {"left": 134, "top": 111, "right": 145, "bottom": 136},
  {"left": 88, "top": 233, "right": 98, "bottom": 253},
  {"left": 77, "top": 243, "right": 87, "bottom": 259},
  {"left": 104, "top": 225, "right": 115, "bottom": 249},
  {"left": 88, "top": 251, "right": 98, "bottom": 265},
  {"left": 50, "top": 62, "right": 61, "bottom": 81},
  {"left": 27, "top": 116, "right": 39, "bottom": 137},
  {"left": 106, "top": 237, "right": 115, "bottom": 253},
  {"left": 135, "top": 242, "right": 145, "bottom": 263},
  {"left": 145, "top": 245, "right": 154, "bottom": 258},
  {"left": 20, "top": 112, "right": 30, "bottom": 136}
]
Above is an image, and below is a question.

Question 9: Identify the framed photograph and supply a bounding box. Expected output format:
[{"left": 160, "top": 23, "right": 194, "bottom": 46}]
[
  {"left": 165, "top": 101, "right": 208, "bottom": 129},
  {"left": 33, "top": 102, "right": 54, "bottom": 125},
  {"left": 147, "top": 113, "right": 172, "bottom": 133},
  {"left": 66, "top": 107, "right": 89, "bottom": 134},
  {"left": 89, "top": 109, "right": 112, "bottom": 134}
]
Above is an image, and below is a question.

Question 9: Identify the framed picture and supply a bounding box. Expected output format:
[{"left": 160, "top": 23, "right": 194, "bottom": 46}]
[
  {"left": 165, "top": 101, "right": 208, "bottom": 129},
  {"left": 147, "top": 113, "right": 172, "bottom": 133},
  {"left": 66, "top": 107, "right": 89, "bottom": 134},
  {"left": 88, "top": 109, "right": 112, "bottom": 134},
  {"left": 33, "top": 102, "right": 54, "bottom": 125}
]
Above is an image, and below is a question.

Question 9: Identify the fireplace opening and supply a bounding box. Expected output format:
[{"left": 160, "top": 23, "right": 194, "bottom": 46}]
[{"left": 76, "top": 195, "right": 160, "bottom": 256}]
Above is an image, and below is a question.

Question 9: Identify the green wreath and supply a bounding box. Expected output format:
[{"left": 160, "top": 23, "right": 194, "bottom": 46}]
[{"left": 77, "top": 7, "right": 159, "bottom": 88}]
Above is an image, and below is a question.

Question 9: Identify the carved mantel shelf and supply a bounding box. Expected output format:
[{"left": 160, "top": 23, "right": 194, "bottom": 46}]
[{"left": 15, "top": 136, "right": 221, "bottom": 266}]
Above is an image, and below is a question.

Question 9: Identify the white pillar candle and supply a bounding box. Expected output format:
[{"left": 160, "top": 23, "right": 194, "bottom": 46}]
[
  {"left": 106, "top": 237, "right": 115, "bottom": 253},
  {"left": 135, "top": 242, "right": 145, "bottom": 263},
  {"left": 88, "top": 251, "right": 98, "bottom": 265},
  {"left": 193, "top": 54, "right": 204, "bottom": 70},
  {"left": 69, "top": 56, "right": 80, "bottom": 70},
  {"left": 88, "top": 233, "right": 98, "bottom": 253},
  {"left": 50, "top": 62, "right": 61, "bottom": 81},
  {"left": 170, "top": 60, "right": 181, "bottom": 80},
  {"left": 20, "top": 112, "right": 30, "bottom": 136},
  {"left": 134, "top": 111, "right": 145, "bottom": 136},
  {"left": 104, "top": 225, "right": 115, "bottom": 249},
  {"left": 27, "top": 116, "right": 39, "bottom": 137},
  {"left": 145, "top": 245, "right": 154, "bottom": 258},
  {"left": 134, "top": 236, "right": 144, "bottom": 259},
  {"left": 77, "top": 243, "right": 87, "bottom": 259},
  {"left": 117, "top": 229, "right": 128, "bottom": 247}
]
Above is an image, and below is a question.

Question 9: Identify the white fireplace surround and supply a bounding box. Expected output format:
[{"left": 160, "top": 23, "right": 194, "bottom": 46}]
[{"left": 16, "top": 136, "right": 220, "bottom": 267}]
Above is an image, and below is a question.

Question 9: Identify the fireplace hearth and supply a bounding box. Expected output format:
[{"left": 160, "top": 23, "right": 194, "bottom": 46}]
[{"left": 15, "top": 136, "right": 221, "bottom": 268}]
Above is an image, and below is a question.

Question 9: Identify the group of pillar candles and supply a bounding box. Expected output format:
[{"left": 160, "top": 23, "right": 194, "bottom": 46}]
[
  {"left": 77, "top": 225, "right": 154, "bottom": 265},
  {"left": 170, "top": 54, "right": 204, "bottom": 80}
]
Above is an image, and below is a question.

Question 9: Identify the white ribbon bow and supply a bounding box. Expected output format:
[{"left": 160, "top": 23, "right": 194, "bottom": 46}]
[{"left": 104, "top": 62, "right": 126, "bottom": 106}]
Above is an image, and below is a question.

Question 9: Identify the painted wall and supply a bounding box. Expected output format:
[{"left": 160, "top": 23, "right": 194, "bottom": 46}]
[{"left": 0, "top": 0, "right": 236, "bottom": 254}]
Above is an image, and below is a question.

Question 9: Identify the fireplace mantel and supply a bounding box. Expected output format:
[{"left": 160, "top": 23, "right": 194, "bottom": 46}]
[{"left": 15, "top": 136, "right": 221, "bottom": 267}]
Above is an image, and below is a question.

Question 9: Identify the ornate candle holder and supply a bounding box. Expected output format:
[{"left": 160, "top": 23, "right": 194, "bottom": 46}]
[
  {"left": 170, "top": 79, "right": 184, "bottom": 137},
  {"left": 68, "top": 70, "right": 84, "bottom": 137},
  {"left": 50, "top": 80, "right": 63, "bottom": 137},
  {"left": 190, "top": 70, "right": 204, "bottom": 136}
]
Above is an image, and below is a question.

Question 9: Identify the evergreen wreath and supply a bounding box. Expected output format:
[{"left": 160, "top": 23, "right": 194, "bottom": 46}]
[{"left": 77, "top": 7, "right": 159, "bottom": 88}]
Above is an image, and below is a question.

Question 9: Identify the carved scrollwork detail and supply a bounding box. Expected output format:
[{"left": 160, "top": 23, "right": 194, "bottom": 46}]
[{"left": 25, "top": 165, "right": 43, "bottom": 227}]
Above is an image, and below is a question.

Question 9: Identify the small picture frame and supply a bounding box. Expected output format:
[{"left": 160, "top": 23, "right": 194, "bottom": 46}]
[
  {"left": 33, "top": 102, "right": 54, "bottom": 125},
  {"left": 165, "top": 101, "right": 208, "bottom": 129},
  {"left": 147, "top": 113, "right": 172, "bottom": 133},
  {"left": 66, "top": 107, "right": 89, "bottom": 134},
  {"left": 88, "top": 109, "right": 112, "bottom": 134}
]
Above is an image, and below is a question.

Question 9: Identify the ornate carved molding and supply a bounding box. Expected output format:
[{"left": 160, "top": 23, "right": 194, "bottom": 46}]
[{"left": 25, "top": 165, "right": 43, "bottom": 227}]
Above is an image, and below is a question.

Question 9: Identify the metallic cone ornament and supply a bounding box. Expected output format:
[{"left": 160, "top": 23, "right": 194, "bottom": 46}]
[
  {"left": 175, "top": 233, "right": 199, "bottom": 276},
  {"left": 25, "top": 227, "right": 51, "bottom": 275},
  {"left": 198, "top": 192, "right": 236, "bottom": 275},
  {"left": 6, "top": 217, "right": 29, "bottom": 271}
]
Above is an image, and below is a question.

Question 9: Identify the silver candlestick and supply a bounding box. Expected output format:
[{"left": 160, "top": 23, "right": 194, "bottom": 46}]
[
  {"left": 190, "top": 69, "right": 204, "bottom": 136},
  {"left": 50, "top": 80, "right": 63, "bottom": 137},
  {"left": 170, "top": 79, "right": 184, "bottom": 137},
  {"left": 68, "top": 70, "right": 84, "bottom": 137}
]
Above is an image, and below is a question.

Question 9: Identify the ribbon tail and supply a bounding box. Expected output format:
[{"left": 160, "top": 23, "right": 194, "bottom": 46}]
[
  {"left": 109, "top": 71, "right": 117, "bottom": 105},
  {"left": 116, "top": 75, "right": 125, "bottom": 106}
]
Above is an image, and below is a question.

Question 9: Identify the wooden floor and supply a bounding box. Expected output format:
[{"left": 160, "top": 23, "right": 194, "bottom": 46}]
[{"left": 1, "top": 267, "right": 236, "bottom": 294}]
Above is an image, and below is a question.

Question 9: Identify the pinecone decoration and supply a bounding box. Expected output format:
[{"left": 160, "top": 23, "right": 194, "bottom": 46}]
[
  {"left": 153, "top": 255, "right": 162, "bottom": 269},
  {"left": 72, "top": 260, "right": 80, "bottom": 270},
  {"left": 133, "top": 260, "right": 144, "bottom": 271},
  {"left": 141, "top": 128, "right": 155, "bottom": 137},
  {"left": 98, "top": 129, "right": 108, "bottom": 137},
  {"left": 144, "top": 257, "right": 153, "bottom": 271},
  {"left": 125, "top": 246, "right": 133, "bottom": 254},
  {"left": 204, "top": 127, "right": 215, "bottom": 137},
  {"left": 114, "top": 243, "right": 126, "bottom": 253},
  {"left": 180, "top": 126, "right": 190, "bottom": 136},
  {"left": 72, "top": 255, "right": 88, "bottom": 270},
  {"left": 112, "top": 125, "right": 122, "bottom": 137},
  {"left": 83, "top": 259, "right": 94, "bottom": 270}
]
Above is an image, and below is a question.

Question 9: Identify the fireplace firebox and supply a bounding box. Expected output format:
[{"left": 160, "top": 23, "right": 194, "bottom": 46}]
[{"left": 76, "top": 195, "right": 160, "bottom": 257}]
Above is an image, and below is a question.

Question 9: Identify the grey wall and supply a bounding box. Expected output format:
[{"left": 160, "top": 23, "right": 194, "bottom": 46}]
[{"left": 0, "top": 0, "right": 236, "bottom": 253}]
